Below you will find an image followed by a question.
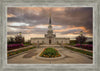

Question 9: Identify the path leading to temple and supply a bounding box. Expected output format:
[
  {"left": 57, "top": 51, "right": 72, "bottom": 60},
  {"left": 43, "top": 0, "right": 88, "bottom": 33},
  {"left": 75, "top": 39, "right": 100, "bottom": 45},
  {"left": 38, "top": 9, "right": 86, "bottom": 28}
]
[{"left": 8, "top": 47, "right": 92, "bottom": 64}]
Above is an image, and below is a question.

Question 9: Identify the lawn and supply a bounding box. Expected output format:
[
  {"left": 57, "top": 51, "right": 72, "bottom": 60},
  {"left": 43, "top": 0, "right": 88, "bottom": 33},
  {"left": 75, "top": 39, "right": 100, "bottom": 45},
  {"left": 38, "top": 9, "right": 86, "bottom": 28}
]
[
  {"left": 24, "top": 43, "right": 32, "bottom": 46},
  {"left": 65, "top": 46, "right": 93, "bottom": 56},
  {"left": 8, "top": 47, "right": 36, "bottom": 57}
]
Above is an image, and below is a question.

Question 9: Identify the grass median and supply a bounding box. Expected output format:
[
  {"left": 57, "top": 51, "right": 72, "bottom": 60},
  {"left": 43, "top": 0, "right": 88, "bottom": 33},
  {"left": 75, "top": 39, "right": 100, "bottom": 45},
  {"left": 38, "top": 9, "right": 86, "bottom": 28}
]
[
  {"left": 64, "top": 46, "right": 93, "bottom": 56},
  {"left": 8, "top": 47, "right": 36, "bottom": 57}
]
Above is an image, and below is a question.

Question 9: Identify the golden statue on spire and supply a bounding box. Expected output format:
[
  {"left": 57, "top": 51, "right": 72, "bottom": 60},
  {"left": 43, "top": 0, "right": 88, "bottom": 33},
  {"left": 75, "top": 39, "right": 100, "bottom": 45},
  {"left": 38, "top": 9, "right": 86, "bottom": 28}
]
[{"left": 49, "top": 12, "right": 51, "bottom": 17}]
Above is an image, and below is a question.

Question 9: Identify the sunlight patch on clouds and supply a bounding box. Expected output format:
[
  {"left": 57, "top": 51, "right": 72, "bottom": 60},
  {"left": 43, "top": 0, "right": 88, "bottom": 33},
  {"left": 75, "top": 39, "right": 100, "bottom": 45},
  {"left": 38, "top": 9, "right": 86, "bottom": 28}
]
[
  {"left": 10, "top": 27, "right": 17, "bottom": 30},
  {"left": 22, "top": 34, "right": 44, "bottom": 41},
  {"left": 10, "top": 22, "right": 29, "bottom": 26},
  {"left": 52, "top": 25, "right": 63, "bottom": 29},
  {"left": 8, "top": 27, "right": 20, "bottom": 32},
  {"left": 35, "top": 24, "right": 63, "bottom": 29},
  {"left": 7, "top": 14, "right": 16, "bottom": 18},
  {"left": 54, "top": 26, "right": 86, "bottom": 33},
  {"left": 53, "top": 8, "right": 65, "bottom": 11},
  {"left": 35, "top": 25, "right": 48, "bottom": 28}
]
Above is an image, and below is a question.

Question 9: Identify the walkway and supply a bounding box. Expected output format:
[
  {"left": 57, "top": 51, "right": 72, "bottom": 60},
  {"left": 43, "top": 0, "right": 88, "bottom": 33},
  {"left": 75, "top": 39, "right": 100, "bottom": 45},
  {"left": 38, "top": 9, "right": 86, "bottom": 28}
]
[{"left": 8, "top": 47, "right": 93, "bottom": 64}]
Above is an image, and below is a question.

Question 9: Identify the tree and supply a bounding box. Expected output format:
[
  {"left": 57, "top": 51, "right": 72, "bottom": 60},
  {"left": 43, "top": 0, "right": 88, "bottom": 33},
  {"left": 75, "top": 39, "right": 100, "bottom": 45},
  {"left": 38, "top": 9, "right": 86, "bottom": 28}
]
[
  {"left": 76, "top": 35, "right": 87, "bottom": 44},
  {"left": 15, "top": 32, "right": 25, "bottom": 44},
  {"left": 76, "top": 31, "right": 87, "bottom": 47}
]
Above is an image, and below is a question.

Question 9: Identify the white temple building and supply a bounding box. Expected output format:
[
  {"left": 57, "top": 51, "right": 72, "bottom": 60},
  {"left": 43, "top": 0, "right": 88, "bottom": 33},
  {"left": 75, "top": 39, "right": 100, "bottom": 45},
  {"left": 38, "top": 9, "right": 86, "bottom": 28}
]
[{"left": 31, "top": 14, "right": 70, "bottom": 45}]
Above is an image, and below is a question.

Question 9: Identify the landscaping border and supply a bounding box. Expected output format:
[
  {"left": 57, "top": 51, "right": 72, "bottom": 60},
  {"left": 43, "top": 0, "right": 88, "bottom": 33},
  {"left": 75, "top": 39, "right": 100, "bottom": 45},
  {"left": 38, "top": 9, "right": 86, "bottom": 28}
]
[
  {"left": 8, "top": 46, "right": 36, "bottom": 59},
  {"left": 8, "top": 45, "right": 35, "bottom": 53},
  {"left": 64, "top": 46, "right": 93, "bottom": 59},
  {"left": 36, "top": 48, "right": 65, "bottom": 61}
]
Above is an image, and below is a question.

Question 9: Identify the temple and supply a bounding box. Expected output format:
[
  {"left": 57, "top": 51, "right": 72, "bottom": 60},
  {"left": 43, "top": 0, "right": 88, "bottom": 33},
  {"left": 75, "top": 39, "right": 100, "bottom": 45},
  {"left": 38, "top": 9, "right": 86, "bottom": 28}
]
[{"left": 31, "top": 14, "right": 70, "bottom": 45}]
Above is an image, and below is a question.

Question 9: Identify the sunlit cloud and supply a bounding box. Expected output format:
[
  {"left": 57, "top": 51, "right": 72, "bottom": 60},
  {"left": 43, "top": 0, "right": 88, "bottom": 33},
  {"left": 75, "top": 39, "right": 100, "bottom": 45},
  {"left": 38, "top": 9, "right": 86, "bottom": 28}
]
[
  {"left": 9, "top": 22, "right": 29, "bottom": 26},
  {"left": 10, "top": 27, "right": 17, "bottom": 31},
  {"left": 7, "top": 14, "right": 16, "bottom": 18},
  {"left": 54, "top": 26, "right": 86, "bottom": 32},
  {"left": 52, "top": 25, "right": 63, "bottom": 29},
  {"left": 35, "top": 25, "right": 48, "bottom": 28}
]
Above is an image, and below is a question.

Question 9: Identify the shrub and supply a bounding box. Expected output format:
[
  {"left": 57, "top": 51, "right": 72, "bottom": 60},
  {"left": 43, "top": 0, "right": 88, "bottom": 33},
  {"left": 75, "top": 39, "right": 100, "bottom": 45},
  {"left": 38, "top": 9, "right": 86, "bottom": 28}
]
[
  {"left": 69, "top": 40, "right": 77, "bottom": 45},
  {"left": 87, "top": 41, "right": 93, "bottom": 44},
  {"left": 75, "top": 44, "right": 93, "bottom": 50},
  {"left": 7, "top": 44, "right": 24, "bottom": 50}
]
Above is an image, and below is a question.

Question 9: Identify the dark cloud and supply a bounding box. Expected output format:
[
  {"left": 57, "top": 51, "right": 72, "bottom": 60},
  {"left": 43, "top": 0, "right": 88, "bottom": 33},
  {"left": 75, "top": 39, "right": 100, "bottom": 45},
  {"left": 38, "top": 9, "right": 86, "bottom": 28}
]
[
  {"left": 53, "top": 7, "right": 93, "bottom": 34},
  {"left": 7, "top": 7, "right": 93, "bottom": 36},
  {"left": 7, "top": 27, "right": 48, "bottom": 35}
]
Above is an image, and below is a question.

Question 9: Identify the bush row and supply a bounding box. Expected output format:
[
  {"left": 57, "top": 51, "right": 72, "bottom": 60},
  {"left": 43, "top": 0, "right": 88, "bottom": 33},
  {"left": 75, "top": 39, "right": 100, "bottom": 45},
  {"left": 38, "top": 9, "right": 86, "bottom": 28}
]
[
  {"left": 7, "top": 44, "right": 24, "bottom": 50},
  {"left": 74, "top": 44, "right": 93, "bottom": 50}
]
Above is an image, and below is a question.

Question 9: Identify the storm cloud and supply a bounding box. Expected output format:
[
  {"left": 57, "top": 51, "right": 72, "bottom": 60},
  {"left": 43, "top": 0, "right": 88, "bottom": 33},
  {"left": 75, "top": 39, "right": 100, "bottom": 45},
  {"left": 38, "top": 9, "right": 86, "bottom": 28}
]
[{"left": 7, "top": 7, "right": 93, "bottom": 37}]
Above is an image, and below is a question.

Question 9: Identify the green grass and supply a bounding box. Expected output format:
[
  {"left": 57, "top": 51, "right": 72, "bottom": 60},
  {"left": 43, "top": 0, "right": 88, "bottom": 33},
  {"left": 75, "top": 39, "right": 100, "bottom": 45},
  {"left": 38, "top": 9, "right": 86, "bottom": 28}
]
[
  {"left": 66, "top": 42, "right": 76, "bottom": 46},
  {"left": 24, "top": 43, "right": 32, "bottom": 46},
  {"left": 65, "top": 47, "right": 93, "bottom": 56},
  {"left": 40, "top": 48, "right": 61, "bottom": 58},
  {"left": 8, "top": 47, "right": 36, "bottom": 56}
]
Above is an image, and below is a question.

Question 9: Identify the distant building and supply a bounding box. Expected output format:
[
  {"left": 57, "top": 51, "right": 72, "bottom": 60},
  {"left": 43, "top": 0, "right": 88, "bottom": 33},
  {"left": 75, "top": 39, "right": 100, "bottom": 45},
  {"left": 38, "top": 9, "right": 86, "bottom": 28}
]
[
  {"left": 86, "top": 37, "right": 93, "bottom": 42},
  {"left": 31, "top": 14, "right": 70, "bottom": 45}
]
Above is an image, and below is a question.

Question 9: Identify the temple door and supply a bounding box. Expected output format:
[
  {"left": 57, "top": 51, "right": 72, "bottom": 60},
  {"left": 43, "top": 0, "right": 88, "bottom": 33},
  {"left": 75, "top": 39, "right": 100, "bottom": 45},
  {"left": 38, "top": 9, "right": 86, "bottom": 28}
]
[{"left": 49, "top": 39, "right": 51, "bottom": 44}]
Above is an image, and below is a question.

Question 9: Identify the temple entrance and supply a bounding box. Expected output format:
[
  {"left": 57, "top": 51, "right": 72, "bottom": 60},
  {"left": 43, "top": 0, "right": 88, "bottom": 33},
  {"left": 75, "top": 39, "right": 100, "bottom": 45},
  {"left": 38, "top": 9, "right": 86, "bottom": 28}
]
[{"left": 49, "top": 39, "right": 51, "bottom": 44}]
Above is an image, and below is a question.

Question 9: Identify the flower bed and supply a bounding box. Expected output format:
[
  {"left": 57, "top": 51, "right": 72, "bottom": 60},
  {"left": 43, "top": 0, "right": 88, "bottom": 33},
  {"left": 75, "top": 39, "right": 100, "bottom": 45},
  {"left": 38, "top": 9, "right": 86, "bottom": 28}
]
[
  {"left": 75, "top": 44, "right": 93, "bottom": 50},
  {"left": 7, "top": 44, "right": 24, "bottom": 50},
  {"left": 40, "top": 48, "right": 61, "bottom": 58}
]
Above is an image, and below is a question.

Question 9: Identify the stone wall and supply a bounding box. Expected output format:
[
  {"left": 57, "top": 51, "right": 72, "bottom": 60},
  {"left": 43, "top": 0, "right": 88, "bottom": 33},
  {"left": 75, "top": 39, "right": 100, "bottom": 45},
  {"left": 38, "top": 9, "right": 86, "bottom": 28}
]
[
  {"left": 31, "top": 38, "right": 70, "bottom": 44},
  {"left": 55, "top": 38, "right": 70, "bottom": 44},
  {"left": 31, "top": 38, "right": 45, "bottom": 44}
]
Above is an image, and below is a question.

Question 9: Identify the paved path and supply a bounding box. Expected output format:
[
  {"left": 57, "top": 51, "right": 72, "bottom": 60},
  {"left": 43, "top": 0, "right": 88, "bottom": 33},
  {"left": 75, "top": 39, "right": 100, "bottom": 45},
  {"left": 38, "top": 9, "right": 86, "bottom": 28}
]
[{"left": 8, "top": 47, "right": 93, "bottom": 64}]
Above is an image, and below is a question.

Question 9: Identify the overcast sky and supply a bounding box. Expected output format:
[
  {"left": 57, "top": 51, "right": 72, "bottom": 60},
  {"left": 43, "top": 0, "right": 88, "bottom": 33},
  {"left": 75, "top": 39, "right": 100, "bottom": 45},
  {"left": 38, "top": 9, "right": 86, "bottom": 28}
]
[{"left": 7, "top": 7, "right": 93, "bottom": 40}]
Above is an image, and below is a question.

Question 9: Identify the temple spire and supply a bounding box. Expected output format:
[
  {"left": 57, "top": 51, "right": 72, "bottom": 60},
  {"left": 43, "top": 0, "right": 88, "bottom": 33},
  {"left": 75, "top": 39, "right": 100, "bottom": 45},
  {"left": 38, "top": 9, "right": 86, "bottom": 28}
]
[
  {"left": 49, "top": 13, "right": 51, "bottom": 24},
  {"left": 47, "top": 12, "right": 53, "bottom": 34}
]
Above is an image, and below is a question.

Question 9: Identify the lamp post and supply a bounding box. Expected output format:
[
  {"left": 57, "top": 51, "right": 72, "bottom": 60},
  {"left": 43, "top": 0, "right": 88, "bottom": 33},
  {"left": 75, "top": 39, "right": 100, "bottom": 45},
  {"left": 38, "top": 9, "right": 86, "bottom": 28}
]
[
  {"left": 61, "top": 41, "right": 63, "bottom": 48},
  {"left": 37, "top": 40, "right": 39, "bottom": 48},
  {"left": 19, "top": 32, "right": 22, "bottom": 36},
  {"left": 80, "top": 31, "right": 83, "bottom": 48},
  {"left": 80, "top": 31, "right": 83, "bottom": 36}
]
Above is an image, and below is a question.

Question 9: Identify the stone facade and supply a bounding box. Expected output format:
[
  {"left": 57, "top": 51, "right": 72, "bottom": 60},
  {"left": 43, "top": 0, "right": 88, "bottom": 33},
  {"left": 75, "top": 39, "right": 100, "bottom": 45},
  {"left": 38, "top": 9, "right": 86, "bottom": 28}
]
[
  {"left": 31, "top": 38, "right": 70, "bottom": 45},
  {"left": 31, "top": 14, "right": 70, "bottom": 45}
]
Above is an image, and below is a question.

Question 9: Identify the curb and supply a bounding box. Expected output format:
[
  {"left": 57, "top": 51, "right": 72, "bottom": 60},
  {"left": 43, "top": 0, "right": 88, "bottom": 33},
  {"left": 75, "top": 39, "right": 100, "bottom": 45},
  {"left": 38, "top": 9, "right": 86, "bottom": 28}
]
[
  {"left": 63, "top": 47, "right": 93, "bottom": 59},
  {"left": 8, "top": 48, "right": 36, "bottom": 59},
  {"left": 36, "top": 48, "right": 65, "bottom": 61}
]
